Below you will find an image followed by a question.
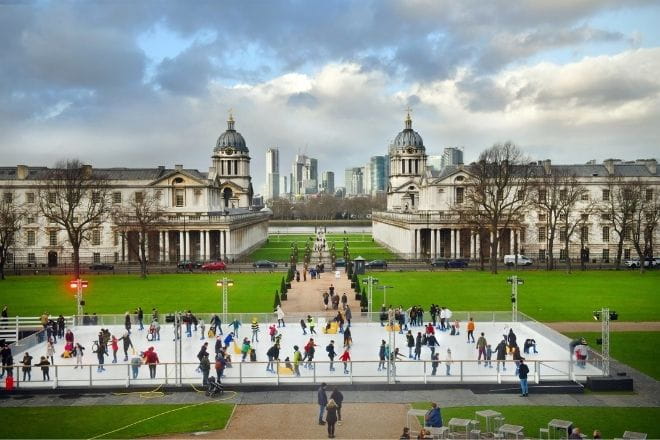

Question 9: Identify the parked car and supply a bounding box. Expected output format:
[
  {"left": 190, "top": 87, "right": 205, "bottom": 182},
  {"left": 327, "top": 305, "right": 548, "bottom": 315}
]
[
  {"left": 624, "top": 257, "right": 657, "bottom": 269},
  {"left": 253, "top": 260, "right": 278, "bottom": 268},
  {"left": 201, "top": 261, "right": 227, "bottom": 271},
  {"left": 430, "top": 258, "right": 448, "bottom": 267},
  {"left": 334, "top": 258, "right": 346, "bottom": 267},
  {"left": 365, "top": 260, "right": 388, "bottom": 269},
  {"left": 177, "top": 260, "right": 202, "bottom": 270},
  {"left": 89, "top": 263, "right": 114, "bottom": 271},
  {"left": 504, "top": 254, "right": 533, "bottom": 266},
  {"left": 447, "top": 259, "right": 468, "bottom": 268}
]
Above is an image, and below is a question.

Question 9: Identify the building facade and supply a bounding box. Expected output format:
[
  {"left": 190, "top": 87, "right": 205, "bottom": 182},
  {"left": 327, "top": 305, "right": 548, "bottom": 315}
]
[
  {"left": 373, "top": 113, "right": 660, "bottom": 261},
  {"left": 266, "top": 148, "right": 280, "bottom": 200},
  {"left": 345, "top": 167, "right": 364, "bottom": 196},
  {"left": 321, "top": 171, "right": 335, "bottom": 194},
  {"left": 440, "top": 147, "right": 464, "bottom": 169},
  {"left": 1, "top": 115, "right": 270, "bottom": 266}
]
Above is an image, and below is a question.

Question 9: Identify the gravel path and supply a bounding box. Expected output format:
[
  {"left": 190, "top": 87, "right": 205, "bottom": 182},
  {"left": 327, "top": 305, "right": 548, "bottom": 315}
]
[
  {"left": 282, "top": 271, "right": 360, "bottom": 316},
  {"left": 159, "top": 403, "right": 415, "bottom": 439},
  {"left": 548, "top": 322, "right": 660, "bottom": 332}
]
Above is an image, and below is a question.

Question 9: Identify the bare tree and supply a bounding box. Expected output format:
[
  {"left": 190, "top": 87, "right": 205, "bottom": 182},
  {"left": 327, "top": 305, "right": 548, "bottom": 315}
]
[
  {"left": 464, "top": 143, "right": 533, "bottom": 274},
  {"left": 112, "top": 191, "right": 164, "bottom": 278},
  {"left": 557, "top": 181, "right": 593, "bottom": 274},
  {"left": 629, "top": 183, "right": 659, "bottom": 273},
  {"left": 269, "top": 198, "right": 294, "bottom": 219},
  {"left": 38, "top": 160, "right": 110, "bottom": 278},
  {"left": 601, "top": 177, "right": 639, "bottom": 270},
  {"left": 0, "top": 192, "right": 25, "bottom": 280}
]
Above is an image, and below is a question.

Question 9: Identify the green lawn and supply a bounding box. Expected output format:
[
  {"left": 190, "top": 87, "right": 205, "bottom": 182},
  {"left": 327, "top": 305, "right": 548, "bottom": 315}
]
[
  {"left": 0, "top": 273, "right": 281, "bottom": 315},
  {"left": 564, "top": 332, "right": 660, "bottom": 380},
  {"left": 0, "top": 403, "right": 234, "bottom": 439},
  {"left": 411, "top": 404, "right": 659, "bottom": 439},
  {"left": 364, "top": 271, "right": 660, "bottom": 322}
]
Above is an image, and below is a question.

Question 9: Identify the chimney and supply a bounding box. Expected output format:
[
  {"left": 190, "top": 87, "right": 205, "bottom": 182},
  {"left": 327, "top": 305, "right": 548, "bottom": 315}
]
[
  {"left": 82, "top": 164, "right": 92, "bottom": 178},
  {"left": 542, "top": 159, "right": 551, "bottom": 175},
  {"left": 174, "top": 164, "right": 183, "bottom": 171},
  {"left": 638, "top": 159, "right": 657, "bottom": 174},
  {"left": 16, "top": 165, "right": 29, "bottom": 180},
  {"left": 603, "top": 159, "right": 616, "bottom": 175}
]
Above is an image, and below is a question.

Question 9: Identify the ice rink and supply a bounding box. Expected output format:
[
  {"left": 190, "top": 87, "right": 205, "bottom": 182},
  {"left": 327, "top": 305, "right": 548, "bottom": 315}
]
[{"left": 9, "top": 318, "right": 602, "bottom": 388}]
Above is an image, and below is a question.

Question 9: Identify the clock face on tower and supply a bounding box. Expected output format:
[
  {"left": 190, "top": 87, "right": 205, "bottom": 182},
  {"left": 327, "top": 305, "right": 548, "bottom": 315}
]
[
  {"left": 406, "top": 147, "right": 415, "bottom": 154},
  {"left": 225, "top": 147, "right": 234, "bottom": 155}
]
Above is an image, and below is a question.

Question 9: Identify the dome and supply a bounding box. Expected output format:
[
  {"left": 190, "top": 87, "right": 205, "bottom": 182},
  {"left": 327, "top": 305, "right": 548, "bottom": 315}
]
[
  {"left": 391, "top": 112, "right": 424, "bottom": 151},
  {"left": 214, "top": 115, "right": 249, "bottom": 153}
]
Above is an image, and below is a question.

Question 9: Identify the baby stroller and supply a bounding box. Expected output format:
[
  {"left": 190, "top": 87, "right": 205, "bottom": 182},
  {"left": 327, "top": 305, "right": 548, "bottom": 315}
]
[{"left": 206, "top": 376, "right": 224, "bottom": 397}]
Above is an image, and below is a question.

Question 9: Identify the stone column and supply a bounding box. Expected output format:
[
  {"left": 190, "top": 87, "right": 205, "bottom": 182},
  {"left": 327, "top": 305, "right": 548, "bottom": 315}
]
[
  {"left": 185, "top": 231, "right": 191, "bottom": 261},
  {"left": 225, "top": 230, "right": 231, "bottom": 261},
  {"left": 450, "top": 228, "right": 455, "bottom": 259},
  {"left": 121, "top": 234, "right": 125, "bottom": 262},
  {"left": 205, "top": 231, "right": 211, "bottom": 261},
  {"left": 179, "top": 231, "right": 185, "bottom": 261},
  {"left": 469, "top": 232, "right": 474, "bottom": 260},
  {"left": 219, "top": 230, "right": 224, "bottom": 260},
  {"left": 475, "top": 232, "right": 480, "bottom": 258},
  {"left": 164, "top": 231, "right": 170, "bottom": 263},
  {"left": 431, "top": 229, "right": 436, "bottom": 258},
  {"left": 510, "top": 229, "right": 515, "bottom": 255}
]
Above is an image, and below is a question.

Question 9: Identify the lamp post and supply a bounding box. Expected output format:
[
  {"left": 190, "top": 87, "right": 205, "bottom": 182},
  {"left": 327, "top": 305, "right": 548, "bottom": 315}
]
[
  {"left": 377, "top": 285, "right": 394, "bottom": 307},
  {"left": 216, "top": 278, "right": 234, "bottom": 323},
  {"left": 592, "top": 308, "right": 618, "bottom": 376},
  {"left": 506, "top": 275, "right": 524, "bottom": 322},
  {"left": 69, "top": 278, "right": 88, "bottom": 319},
  {"left": 362, "top": 276, "right": 379, "bottom": 314}
]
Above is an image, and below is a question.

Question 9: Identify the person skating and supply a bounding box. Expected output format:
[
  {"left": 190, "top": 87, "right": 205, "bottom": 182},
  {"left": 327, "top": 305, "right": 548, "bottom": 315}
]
[
  {"left": 445, "top": 349, "right": 453, "bottom": 375},
  {"left": 144, "top": 346, "right": 159, "bottom": 379},
  {"left": 240, "top": 338, "right": 251, "bottom": 361},
  {"left": 276, "top": 305, "right": 285, "bottom": 327},
  {"left": 342, "top": 327, "right": 352, "bottom": 348},
  {"left": 110, "top": 335, "right": 119, "bottom": 363},
  {"left": 74, "top": 343, "right": 85, "bottom": 368},
  {"left": 305, "top": 338, "right": 317, "bottom": 369},
  {"left": 199, "top": 319, "right": 206, "bottom": 341},
  {"left": 130, "top": 352, "right": 142, "bottom": 379},
  {"left": 136, "top": 307, "right": 144, "bottom": 330},
  {"left": 293, "top": 345, "right": 302, "bottom": 376},
  {"left": 518, "top": 358, "right": 530, "bottom": 396},
  {"left": 378, "top": 340, "right": 387, "bottom": 371},
  {"left": 230, "top": 319, "right": 241, "bottom": 337},
  {"left": 94, "top": 339, "right": 106, "bottom": 372},
  {"left": 339, "top": 348, "right": 351, "bottom": 374},
  {"left": 266, "top": 342, "right": 279, "bottom": 372},
  {"left": 21, "top": 352, "right": 33, "bottom": 381},
  {"left": 467, "top": 317, "right": 476, "bottom": 343},
  {"left": 36, "top": 356, "right": 50, "bottom": 381},
  {"left": 307, "top": 315, "right": 317, "bottom": 335},
  {"left": 250, "top": 318, "right": 259, "bottom": 343},
  {"left": 414, "top": 332, "right": 422, "bottom": 360},
  {"left": 326, "top": 340, "right": 336, "bottom": 371},
  {"left": 495, "top": 338, "right": 508, "bottom": 371},
  {"left": 300, "top": 318, "right": 308, "bottom": 335},
  {"left": 431, "top": 352, "right": 440, "bottom": 375},
  {"left": 427, "top": 333, "right": 440, "bottom": 358},
  {"left": 476, "top": 332, "right": 487, "bottom": 365},
  {"left": 124, "top": 312, "right": 132, "bottom": 335},
  {"left": 317, "top": 382, "right": 328, "bottom": 425},
  {"left": 200, "top": 353, "right": 211, "bottom": 386},
  {"left": 406, "top": 331, "right": 415, "bottom": 358}
]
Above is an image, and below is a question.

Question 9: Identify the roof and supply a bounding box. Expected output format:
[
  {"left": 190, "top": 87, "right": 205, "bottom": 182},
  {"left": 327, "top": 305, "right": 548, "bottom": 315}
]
[{"left": 0, "top": 167, "right": 209, "bottom": 181}]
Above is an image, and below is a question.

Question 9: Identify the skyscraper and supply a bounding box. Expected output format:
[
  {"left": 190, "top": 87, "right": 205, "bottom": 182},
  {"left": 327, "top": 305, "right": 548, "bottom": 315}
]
[
  {"left": 291, "top": 154, "right": 319, "bottom": 195},
  {"left": 321, "top": 171, "right": 335, "bottom": 194},
  {"left": 427, "top": 155, "right": 442, "bottom": 171},
  {"left": 440, "top": 147, "right": 463, "bottom": 169},
  {"left": 266, "top": 148, "right": 280, "bottom": 200},
  {"left": 344, "top": 167, "right": 364, "bottom": 195},
  {"left": 369, "top": 155, "right": 388, "bottom": 194}
]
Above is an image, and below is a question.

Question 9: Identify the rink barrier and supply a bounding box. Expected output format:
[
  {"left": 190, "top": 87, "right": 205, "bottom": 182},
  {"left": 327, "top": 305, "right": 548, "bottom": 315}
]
[{"left": 1, "top": 358, "right": 599, "bottom": 390}]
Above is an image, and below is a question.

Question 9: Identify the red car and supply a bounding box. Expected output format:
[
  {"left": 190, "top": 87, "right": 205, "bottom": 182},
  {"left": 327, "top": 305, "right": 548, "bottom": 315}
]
[{"left": 201, "top": 261, "right": 227, "bottom": 271}]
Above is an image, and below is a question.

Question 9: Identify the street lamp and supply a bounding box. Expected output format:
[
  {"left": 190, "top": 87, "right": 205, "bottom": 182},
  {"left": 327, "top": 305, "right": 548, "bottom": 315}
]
[
  {"left": 362, "top": 276, "right": 379, "bottom": 314},
  {"left": 506, "top": 275, "right": 524, "bottom": 322},
  {"left": 216, "top": 278, "right": 234, "bottom": 323},
  {"left": 592, "top": 308, "right": 618, "bottom": 376},
  {"left": 69, "top": 278, "right": 88, "bottom": 319},
  {"left": 377, "top": 285, "right": 394, "bottom": 307}
]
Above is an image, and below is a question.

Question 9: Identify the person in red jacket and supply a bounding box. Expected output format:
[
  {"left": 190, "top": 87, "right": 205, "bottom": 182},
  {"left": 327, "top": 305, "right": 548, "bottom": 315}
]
[
  {"left": 338, "top": 349, "right": 351, "bottom": 374},
  {"left": 143, "top": 347, "right": 160, "bottom": 378}
]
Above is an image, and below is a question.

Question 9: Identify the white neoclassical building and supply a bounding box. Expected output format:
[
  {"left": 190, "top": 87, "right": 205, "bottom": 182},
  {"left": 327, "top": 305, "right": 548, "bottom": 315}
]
[
  {"left": 373, "top": 113, "right": 660, "bottom": 262},
  {"left": 0, "top": 115, "right": 270, "bottom": 266}
]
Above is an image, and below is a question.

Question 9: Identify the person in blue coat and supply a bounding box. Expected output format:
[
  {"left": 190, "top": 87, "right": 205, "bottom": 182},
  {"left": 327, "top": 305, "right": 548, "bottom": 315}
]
[
  {"left": 223, "top": 332, "right": 235, "bottom": 349},
  {"left": 424, "top": 402, "right": 442, "bottom": 428}
]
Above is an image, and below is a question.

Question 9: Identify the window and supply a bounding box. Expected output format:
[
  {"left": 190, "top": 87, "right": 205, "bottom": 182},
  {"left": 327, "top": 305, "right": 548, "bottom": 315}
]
[
  {"left": 113, "top": 231, "right": 119, "bottom": 246},
  {"left": 624, "top": 248, "right": 631, "bottom": 259},
  {"left": 581, "top": 226, "right": 589, "bottom": 242},
  {"left": 538, "top": 213, "right": 547, "bottom": 222},
  {"left": 92, "top": 229, "right": 101, "bottom": 246},
  {"left": 520, "top": 229, "right": 526, "bottom": 243},
  {"left": 135, "top": 192, "right": 144, "bottom": 204},
  {"left": 560, "top": 228, "right": 567, "bottom": 241},
  {"left": 559, "top": 213, "right": 567, "bottom": 222},
  {"left": 601, "top": 213, "right": 611, "bottom": 221},
  {"left": 114, "top": 252, "right": 119, "bottom": 263},
  {"left": 646, "top": 189, "right": 654, "bottom": 202},
  {"left": 538, "top": 189, "right": 547, "bottom": 203},
  {"left": 602, "top": 226, "right": 610, "bottom": 242},
  {"left": 624, "top": 227, "right": 631, "bottom": 240},
  {"left": 26, "top": 192, "right": 35, "bottom": 204},
  {"left": 539, "top": 249, "right": 546, "bottom": 261},
  {"left": 455, "top": 187, "right": 464, "bottom": 204},
  {"left": 581, "top": 214, "right": 589, "bottom": 221},
  {"left": 517, "top": 190, "right": 525, "bottom": 200},
  {"left": 6, "top": 253, "right": 13, "bottom": 264},
  {"left": 91, "top": 191, "right": 100, "bottom": 203},
  {"left": 623, "top": 188, "right": 632, "bottom": 200},
  {"left": 93, "top": 253, "right": 101, "bottom": 263},
  {"left": 175, "top": 189, "right": 185, "bottom": 207},
  {"left": 48, "top": 192, "right": 56, "bottom": 204},
  {"left": 602, "top": 249, "right": 609, "bottom": 262},
  {"left": 560, "top": 249, "right": 568, "bottom": 260},
  {"left": 49, "top": 230, "right": 57, "bottom": 246},
  {"left": 538, "top": 226, "right": 546, "bottom": 242},
  {"left": 26, "top": 215, "right": 36, "bottom": 224},
  {"left": 581, "top": 192, "right": 589, "bottom": 201},
  {"left": 113, "top": 192, "right": 122, "bottom": 204},
  {"left": 602, "top": 189, "right": 610, "bottom": 201},
  {"left": 28, "top": 253, "right": 36, "bottom": 264},
  {"left": 27, "top": 230, "right": 36, "bottom": 246},
  {"left": 3, "top": 193, "right": 12, "bottom": 203},
  {"left": 559, "top": 189, "right": 567, "bottom": 201}
]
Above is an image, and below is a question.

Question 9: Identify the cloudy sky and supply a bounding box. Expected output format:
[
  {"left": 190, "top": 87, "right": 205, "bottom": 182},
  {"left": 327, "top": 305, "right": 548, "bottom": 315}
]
[{"left": 1, "top": 1, "right": 659, "bottom": 194}]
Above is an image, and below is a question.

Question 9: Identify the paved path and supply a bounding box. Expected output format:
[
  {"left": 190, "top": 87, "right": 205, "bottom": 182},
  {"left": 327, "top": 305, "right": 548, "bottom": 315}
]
[
  {"left": 548, "top": 322, "right": 660, "bottom": 332},
  {"left": 281, "top": 268, "right": 359, "bottom": 317}
]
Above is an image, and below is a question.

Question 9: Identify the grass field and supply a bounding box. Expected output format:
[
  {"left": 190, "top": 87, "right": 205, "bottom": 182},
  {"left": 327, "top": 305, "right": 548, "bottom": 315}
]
[
  {"left": 0, "top": 403, "right": 234, "bottom": 439},
  {"left": 0, "top": 273, "right": 282, "bottom": 315},
  {"left": 364, "top": 271, "right": 660, "bottom": 322},
  {"left": 248, "top": 233, "right": 396, "bottom": 261},
  {"left": 410, "top": 404, "right": 660, "bottom": 439},
  {"left": 564, "top": 332, "right": 660, "bottom": 380}
]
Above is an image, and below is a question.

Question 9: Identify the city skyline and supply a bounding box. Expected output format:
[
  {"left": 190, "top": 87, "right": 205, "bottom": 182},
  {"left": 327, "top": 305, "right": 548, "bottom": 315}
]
[{"left": 1, "top": 1, "right": 659, "bottom": 195}]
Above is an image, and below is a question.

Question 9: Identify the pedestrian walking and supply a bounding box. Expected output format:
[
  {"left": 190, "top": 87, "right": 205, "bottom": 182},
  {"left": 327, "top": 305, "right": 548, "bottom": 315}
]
[
  {"left": 317, "top": 382, "right": 328, "bottom": 425},
  {"left": 326, "top": 399, "right": 338, "bottom": 438},
  {"left": 200, "top": 353, "right": 211, "bottom": 386},
  {"left": 330, "top": 387, "right": 344, "bottom": 426},
  {"left": 518, "top": 359, "right": 530, "bottom": 396}
]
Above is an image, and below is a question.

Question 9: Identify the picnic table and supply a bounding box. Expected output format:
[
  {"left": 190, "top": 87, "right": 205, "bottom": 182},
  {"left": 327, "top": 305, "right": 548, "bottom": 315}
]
[
  {"left": 475, "top": 409, "right": 502, "bottom": 433},
  {"left": 498, "top": 423, "right": 525, "bottom": 439},
  {"left": 449, "top": 417, "right": 472, "bottom": 437},
  {"left": 548, "top": 419, "right": 573, "bottom": 439},
  {"left": 407, "top": 409, "right": 427, "bottom": 430}
]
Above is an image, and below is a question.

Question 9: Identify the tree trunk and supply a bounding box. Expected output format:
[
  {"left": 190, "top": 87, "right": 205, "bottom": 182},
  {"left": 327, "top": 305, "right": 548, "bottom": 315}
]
[
  {"left": 565, "top": 239, "right": 572, "bottom": 274},
  {"left": 478, "top": 232, "right": 485, "bottom": 271},
  {"left": 615, "top": 237, "right": 624, "bottom": 270},
  {"left": 140, "top": 232, "right": 148, "bottom": 279},
  {"left": 0, "top": 262, "right": 5, "bottom": 280},
  {"left": 547, "top": 235, "right": 554, "bottom": 271},
  {"left": 73, "top": 246, "right": 81, "bottom": 279}
]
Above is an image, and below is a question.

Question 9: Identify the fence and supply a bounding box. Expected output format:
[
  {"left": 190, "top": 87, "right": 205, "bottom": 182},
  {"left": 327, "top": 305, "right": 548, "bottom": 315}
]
[{"left": 2, "top": 358, "right": 589, "bottom": 390}]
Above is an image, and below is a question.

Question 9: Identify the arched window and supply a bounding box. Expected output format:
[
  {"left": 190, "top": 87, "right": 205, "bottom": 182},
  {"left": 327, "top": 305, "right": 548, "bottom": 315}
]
[{"left": 222, "top": 187, "right": 233, "bottom": 208}]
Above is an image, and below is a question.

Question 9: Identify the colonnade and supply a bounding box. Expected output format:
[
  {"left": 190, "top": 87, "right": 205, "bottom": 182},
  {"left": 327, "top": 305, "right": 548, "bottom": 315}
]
[{"left": 413, "top": 227, "right": 523, "bottom": 260}]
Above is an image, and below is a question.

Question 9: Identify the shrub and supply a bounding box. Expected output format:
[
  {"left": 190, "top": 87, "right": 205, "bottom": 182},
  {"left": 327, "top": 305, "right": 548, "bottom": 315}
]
[{"left": 273, "top": 289, "right": 281, "bottom": 309}]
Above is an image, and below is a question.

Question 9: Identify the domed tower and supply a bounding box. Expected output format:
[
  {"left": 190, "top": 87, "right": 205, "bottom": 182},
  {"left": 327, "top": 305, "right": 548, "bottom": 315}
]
[
  {"left": 211, "top": 114, "right": 254, "bottom": 208},
  {"left": 387, "top": 111, "right": 427, "bottom": 211}
]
